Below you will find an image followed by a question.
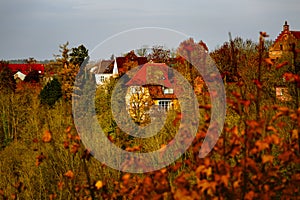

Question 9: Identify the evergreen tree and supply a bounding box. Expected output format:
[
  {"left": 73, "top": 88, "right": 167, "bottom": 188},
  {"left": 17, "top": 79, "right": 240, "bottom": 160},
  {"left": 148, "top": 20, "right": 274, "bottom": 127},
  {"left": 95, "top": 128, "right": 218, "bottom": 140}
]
[
  {"left": 70, "top": 44, "right": 89, "bottom": 66},
  {"left": 40, "top": 78, "right": 62, "bottom": 107}
]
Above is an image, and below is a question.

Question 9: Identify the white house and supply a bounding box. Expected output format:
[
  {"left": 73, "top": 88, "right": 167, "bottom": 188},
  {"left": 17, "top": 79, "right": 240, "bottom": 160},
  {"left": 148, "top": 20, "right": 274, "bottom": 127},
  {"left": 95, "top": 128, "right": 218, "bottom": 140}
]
[
  {"left": 92, "top": 58, "right": 118, "bottom": 85},
  {"left": 14, "top": 71, "right": 26, "bottom": 81},
  {"left": 92, "top": 51, "right": 147, "bottom": 85}
]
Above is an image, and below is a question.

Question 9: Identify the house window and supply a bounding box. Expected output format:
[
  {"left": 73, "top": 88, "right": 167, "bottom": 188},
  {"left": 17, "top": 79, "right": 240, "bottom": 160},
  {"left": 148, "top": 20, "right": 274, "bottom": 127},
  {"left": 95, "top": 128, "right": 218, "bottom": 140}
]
[
  {"left": 279, "top": 88, "right": 284, "bottom": 96},
  {"left": 100, "top": 75, "right": 105, "bottom": 83},
  {"left": 276, "top": 87, "right": 288, "bottom": 97},
  {"left": 158, "top": 100, "right": 171, "bottom": 111},
  {"left": 280, "top": 44, "right": 283, "bottom": 50},
  {"left": 163, "top": 87, "right": 174, "bottom": 94}
]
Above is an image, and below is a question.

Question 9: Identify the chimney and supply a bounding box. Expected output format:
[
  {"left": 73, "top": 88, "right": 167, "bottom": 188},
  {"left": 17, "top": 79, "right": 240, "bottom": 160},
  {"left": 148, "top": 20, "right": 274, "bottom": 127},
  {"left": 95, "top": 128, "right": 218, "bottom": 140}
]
[{"left": 283, "top": 21, "right": 289, "bottom": 32}]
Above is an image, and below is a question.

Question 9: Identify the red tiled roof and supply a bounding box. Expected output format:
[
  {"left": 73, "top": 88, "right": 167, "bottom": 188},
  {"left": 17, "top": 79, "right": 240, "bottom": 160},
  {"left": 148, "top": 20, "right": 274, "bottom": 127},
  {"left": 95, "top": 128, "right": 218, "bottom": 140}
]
[
  {"left": 8, "top": 64, "right": 44, "bottom": 75},
  {"left": 291, "top": 31, "right": 300, "bottom": 39},
  {"left": 273, "top": 30, "right": 300, "bottom": 44},
  {"left": 94, "top": 51, "right": 147, "bottom": 75},
  {"left": 271, "top": 22, "right": 300, "bottom": 45},
  {"left": 126, "top": 63, "right": 173, "bottom": 88},
  {"left": 274, "top": 30, "right": 286, "bottom": 44}
]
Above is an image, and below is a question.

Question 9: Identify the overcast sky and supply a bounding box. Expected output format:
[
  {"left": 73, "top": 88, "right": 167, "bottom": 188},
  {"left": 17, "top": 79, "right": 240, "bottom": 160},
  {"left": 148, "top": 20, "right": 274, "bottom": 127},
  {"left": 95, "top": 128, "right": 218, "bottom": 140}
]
[{"left": 0, "top": 0, "right": 299, "bottom": 60}]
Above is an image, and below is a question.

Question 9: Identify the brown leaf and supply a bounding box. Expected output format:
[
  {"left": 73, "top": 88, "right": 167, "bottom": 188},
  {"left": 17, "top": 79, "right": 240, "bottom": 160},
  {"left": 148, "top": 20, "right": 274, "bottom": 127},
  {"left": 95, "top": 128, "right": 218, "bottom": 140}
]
[
  {"left": 271, "top": 134, "right": 280, "bottom": 145},
  {"left": 255, "top": 140, "right": 269, "bottom": 152},
  {"left": 199, "top": 104, "right": 212, "bottom": 110},
  {"left": 252, "top": 79, "right": 262, "bottom": 89},
  {"left": 246, "top": 120, "right": 260, "bottom": 128},
  {"left": 275, "top": 61, "right": 288, "bottom": 69},
  {"left": 291, "top": 129, "right": 298, "bottom": 140},
  {"left": 122, "top": 174, "right": 130, "bottom": 182},
  {"left": 262, "top": 155, "right": 274, "bottom": 164},
  {"left": 283, "top": 72, "right": 294, "bottom": 81},
  {"left": 58, "top": 181, "right": 64, "bottom": 190},
  {"left": 143, "top": 176, "right": 153, "bottom": 188},
  {"left": 231, "top": 126, "right": 239, "bottom": 136},
  {"left": 74, "top": 135, "right": 81, "bottom": 141},
  {"left": 63, "top": 141, "right": 69, "bottom": 149},
  {"left": 233, "top": 180, "right": 240, "bottom": 189},
  {"left": 70, "top": 143, "right": 80, "bottom": 154},
  {"left": 264, "top": 58, "right": 274, "bottom": 65},
  {"left": 266, "top": 126, "right": 277, "bottom": 133},
  {"left": 221, "top": 175, "right": 229, "bottom": 187},
  {"left": 95, "top": 180, "right": 103, "bottom": 190},
  {"left": 245, "top": 191, "right": 255, "bottom": 200},
  {"left": 277, "top": 106, "right": 290, "bottom": 113},
  {"left": 49, "top": 194, "right": 57, "bottom": 200},
  {"left": 64, "top": 170, "right": 74, "bottom": 179},
  {"left": 278, "top": 151, "right": 292, "bottom": 162},
  {"left": 65, "top": 126, "right": 72, "bottom": 133},
  {"left": 245, "top": 158, "right": 259, "bottom": 172},
  {"left": 42, "top": 130, "right": 52, "bottom": 143},
  {"left": 67, "top": 133, "right": 72, "bottom": 139},
  {"left": 203, "top": 157, "right": 210, "bottom": 167}
]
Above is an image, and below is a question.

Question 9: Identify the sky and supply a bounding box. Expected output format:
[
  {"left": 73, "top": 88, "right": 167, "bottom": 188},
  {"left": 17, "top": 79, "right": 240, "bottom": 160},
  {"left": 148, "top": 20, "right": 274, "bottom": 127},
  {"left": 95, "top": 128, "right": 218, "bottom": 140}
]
[{"left": 0, "top": 0, "right": 300, "bottom": 60}]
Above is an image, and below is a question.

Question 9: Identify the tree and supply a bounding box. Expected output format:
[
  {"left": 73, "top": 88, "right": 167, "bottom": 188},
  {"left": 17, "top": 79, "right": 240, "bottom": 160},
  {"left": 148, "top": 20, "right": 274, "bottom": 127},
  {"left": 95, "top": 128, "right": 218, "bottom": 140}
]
[
  {"left": 55, "top": 42, "right": 70, "bottom": 66},
  {"left": 0, "top": 64, "right": 16, "bottom": 93},
  {"left": 176, "top": 38, "right": 208, "bottom": 87},
  {"left": 136, "top": 45, "right": 149, "bottom": 57},
  {"left": 147, "top": 45, "right": 170, "bottom": 63},
  {"left": 54, "top": 43, "right": 89, "bottom": 101},
  {"left": 110, "top": 54, "right": 115, "bottom": 60},
  {"left": 60, "top": 62, "right": 80, "bottom": 100},
  {"left": 126, "top": 86, "right": 153, "bottom": 125},
  {"left": 26, "top": 57, "right": 37, "bottom": 64},
  {"left": 210, "top": 37, "right": 257, "bottom": 82},
  {"left": 69, "top": 44, "right": 89, "bottom": 66},
  {"left": 40, "top": 78, "right": 62, "bottom": 107},
  {"left": 24, "top": 70, "right": 40, "bottom": 83},
  {"left": 0, "top": 60, "right": 9, "bottom": 71}
]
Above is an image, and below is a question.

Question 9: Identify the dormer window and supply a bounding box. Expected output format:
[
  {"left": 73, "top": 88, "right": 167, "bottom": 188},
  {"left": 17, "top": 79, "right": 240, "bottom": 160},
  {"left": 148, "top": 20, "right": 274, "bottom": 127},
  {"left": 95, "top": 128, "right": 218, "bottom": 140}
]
[{"left": 163, "top": 87, "right": 174, "bottom": 94}]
